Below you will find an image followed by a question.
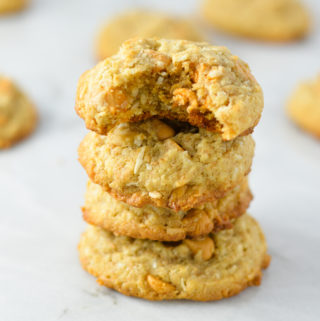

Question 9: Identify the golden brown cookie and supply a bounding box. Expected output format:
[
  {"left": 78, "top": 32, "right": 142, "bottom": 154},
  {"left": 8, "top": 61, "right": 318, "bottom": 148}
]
[
  {"left": 76, "top": 38, "right": 263, "bottom": 141},
  {"left": 202, "top": 0, "right": 310, "bottom": 42},
  {"left": 96, "top": 10, "right": 204, "bottom": 60},
  {"left": 0, "top": 0, "right": 27, "bottom": 14},
  {"left": 83, "top": 178, "right": 252, "bottom": 241},
  {"left": 78, "top": 119, "right": 255, "bottom": 212},
  {"left": 0, "top": 77, "right": 37, "bottom": 149},
  {"left": 287, "top": 74, "right": 320, "bottom": 138},
  {"left": 79, "top": 214, "right": 270, "bottom": 301}
]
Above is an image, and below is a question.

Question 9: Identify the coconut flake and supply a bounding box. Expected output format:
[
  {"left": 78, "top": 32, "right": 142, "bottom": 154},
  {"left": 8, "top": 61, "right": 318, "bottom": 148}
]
[
  {"left": 149, "top": 191, "right": 162, "bottom": 199},
  {"left": 134, "top": 146, "right": 146, "bottom": 174}
]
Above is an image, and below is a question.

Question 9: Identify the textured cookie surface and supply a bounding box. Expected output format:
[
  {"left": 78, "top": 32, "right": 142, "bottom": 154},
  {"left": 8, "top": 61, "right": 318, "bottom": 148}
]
[
  {"left": 78, "top": 119, "right": 255, "bottom": 211},
  {"left": 0, "top": 77, "right": 37, "bottom": 148},
  {"left": 0, "top": 0, "right": 26, "bottom": 13},
  {"left": 76, "top": 38, "right": 263, "bottom": 140},
  {"left": 79, "top": 214, "right": 270, "bottom": 301},
  {"left": 83, "top": 178, "right": 252, "bottom": 241},
  {"left": 202, "top": 0, "right": 310, "bottom": 41},
  {"left": 287, "top": 75, "right": 320, "bottom": 138},
  {"left": 96, "top": 10, "right": 204, "bottom": 60}
]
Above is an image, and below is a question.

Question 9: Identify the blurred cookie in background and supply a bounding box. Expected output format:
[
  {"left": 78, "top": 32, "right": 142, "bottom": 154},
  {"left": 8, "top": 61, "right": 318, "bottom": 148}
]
[
  {"left": 0, "top": 0, "right": 27, "bottom": 14},
  {"left": 96, "top": 10, "right": 205, "bottom": 60},
  {"left": 0, "top": 76, "right": 37, "bottom": 148},
  {"left": 201, "top": 0, "right": 310, "bottom": 42},
  {"left": 287, "top": 74, "right": 320, "bottom": 139}
]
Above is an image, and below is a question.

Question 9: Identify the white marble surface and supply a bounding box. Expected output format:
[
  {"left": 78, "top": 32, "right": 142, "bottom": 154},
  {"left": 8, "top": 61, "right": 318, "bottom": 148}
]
[{"left": 1, "top": 0, "right": 320, "bottom": 320}]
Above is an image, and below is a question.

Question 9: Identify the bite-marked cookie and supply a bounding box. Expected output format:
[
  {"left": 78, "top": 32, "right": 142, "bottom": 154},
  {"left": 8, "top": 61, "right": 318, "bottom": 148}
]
[
  {"left": 78, "top": 119, "right": 255, "bottom": 211},
  {"left": 96, "top": 10, "right": 204, "bottom": 60},
  {"left": 76, "top": 38, "right": 263, "bottom": 141},
  {"left": 0, "top": 0, "right": 27, "bottom": 14},
  {"left": 83, "top": 178, "right": 252, "bottom": 241},
  {"left": 79, "top": 214, "right": 270, "bottom": 301},
  {"left": 287, "top": 74, "right": 320, "bottom": 138},
  {"left": 0, "top": 77, "right": 37, "bottom": 149},
  {"left": 202, "top": 0, "right": 310, "bottom": 42}
]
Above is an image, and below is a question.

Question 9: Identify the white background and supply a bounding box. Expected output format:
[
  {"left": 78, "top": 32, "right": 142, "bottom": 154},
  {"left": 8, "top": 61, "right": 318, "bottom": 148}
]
[{"left": 0, "top": 0, "right": 320, "bottom": 320}]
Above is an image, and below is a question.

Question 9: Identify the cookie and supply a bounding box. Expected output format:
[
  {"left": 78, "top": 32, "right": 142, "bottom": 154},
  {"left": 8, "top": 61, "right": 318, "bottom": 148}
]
[
  {"left": 0, "top": 77, "right": 37, "bottom": 149},
  {"left": 96, "top": 10, "right": 204, "bottom": 60},
  {"left": 79, "top": 214, "right": 270, "bottom": 301},
  {"left": 83, "top": 178, "right": 252, "bottom": 241},
  {"left": 202, "top": 0, "right": 310, "bottom": 42},
  {"left": 78, "top": 119, "right": 255, "bottom": 211},
  {"left": 76, "top": 38, "right": 263, "bottom": 141},
  {"left": 0, "top": 0, "right": 27, "bottom": 14},
  {"left": 287, "top": 74, "right": 320, "bottom": 138}
]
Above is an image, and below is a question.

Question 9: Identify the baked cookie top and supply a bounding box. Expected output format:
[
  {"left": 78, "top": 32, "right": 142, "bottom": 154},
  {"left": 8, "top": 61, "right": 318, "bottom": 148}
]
[
  {"left": 0, "top": 77, "right": 37, "bottom": 148},
  {"left": 202, "top": 0, "right": 310, "bottom": 42},
  {"left": 0, "top": 0, "right": 27, "bottom": 14},
  {"left": 287, "top": 74, "right": 320, "bottom": 138},
  {"left": 83, "top": 178, "right": 252, "bottom": 241},
  {"left": 96, "top": 10, "right": 204, "bottom": 60},
  {"left": 79, "top": 214, "right": 270, "bottom": 301},
  {"left": 78, "top": 119, "right": 255, "bottom": 211},
  {"left": 76, "top": 38, "right": 263, "bottom": 140}
]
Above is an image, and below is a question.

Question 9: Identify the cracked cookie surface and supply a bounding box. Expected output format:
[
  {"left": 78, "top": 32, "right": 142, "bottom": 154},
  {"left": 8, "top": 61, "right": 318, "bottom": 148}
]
[
  {"left": 76, "top": 38, "right": 263, "bottom": 140},
  {"left": 79, "top": 214, "right": 270, "bottom": 301},
  {"left": 78, "top": 119, "right": 255, "bottom": 211}
]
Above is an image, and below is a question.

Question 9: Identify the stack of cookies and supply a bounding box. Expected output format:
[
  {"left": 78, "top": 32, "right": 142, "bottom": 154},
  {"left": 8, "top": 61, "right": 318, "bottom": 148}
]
[{"left": 75, "top": 38, "right": 270, "bottom": 301}]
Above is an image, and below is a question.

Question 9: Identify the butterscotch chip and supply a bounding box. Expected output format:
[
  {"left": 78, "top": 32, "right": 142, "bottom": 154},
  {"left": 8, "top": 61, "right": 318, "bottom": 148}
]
[
  {"left": 287, "top": 74, "right": 320, "bottom": 138},
  {"left": 83, "top": 178, "right": 252, "bottom": 241},
  {"left": 202, "top": 0, "right": 310, "bottom": 42},
  {"left": 78, "top": 120, "right": 255, "bottom": 211},
  {"left": 184, "top": 236, "right": 215, "bottom": 261},
  {"left": 78, "top": 214, "right": 270, "bottom": 301},
  {"left": 0, "top": 76, "right": 37, "bottom": 149},
  {"left": 0, "top": 0, "right": 27, "bottom": 13},
  {"left": 146, "top": 275, "right": 176, "bottom": 294},
  {"left": 96, "top": 10, "right": 204, "bottom": 60},
  {"left": 76, "top": 38, "right": 263, "bottom": 140},
  {"left": 151, "top": 119, "right": 175, "bottom": 140}
]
